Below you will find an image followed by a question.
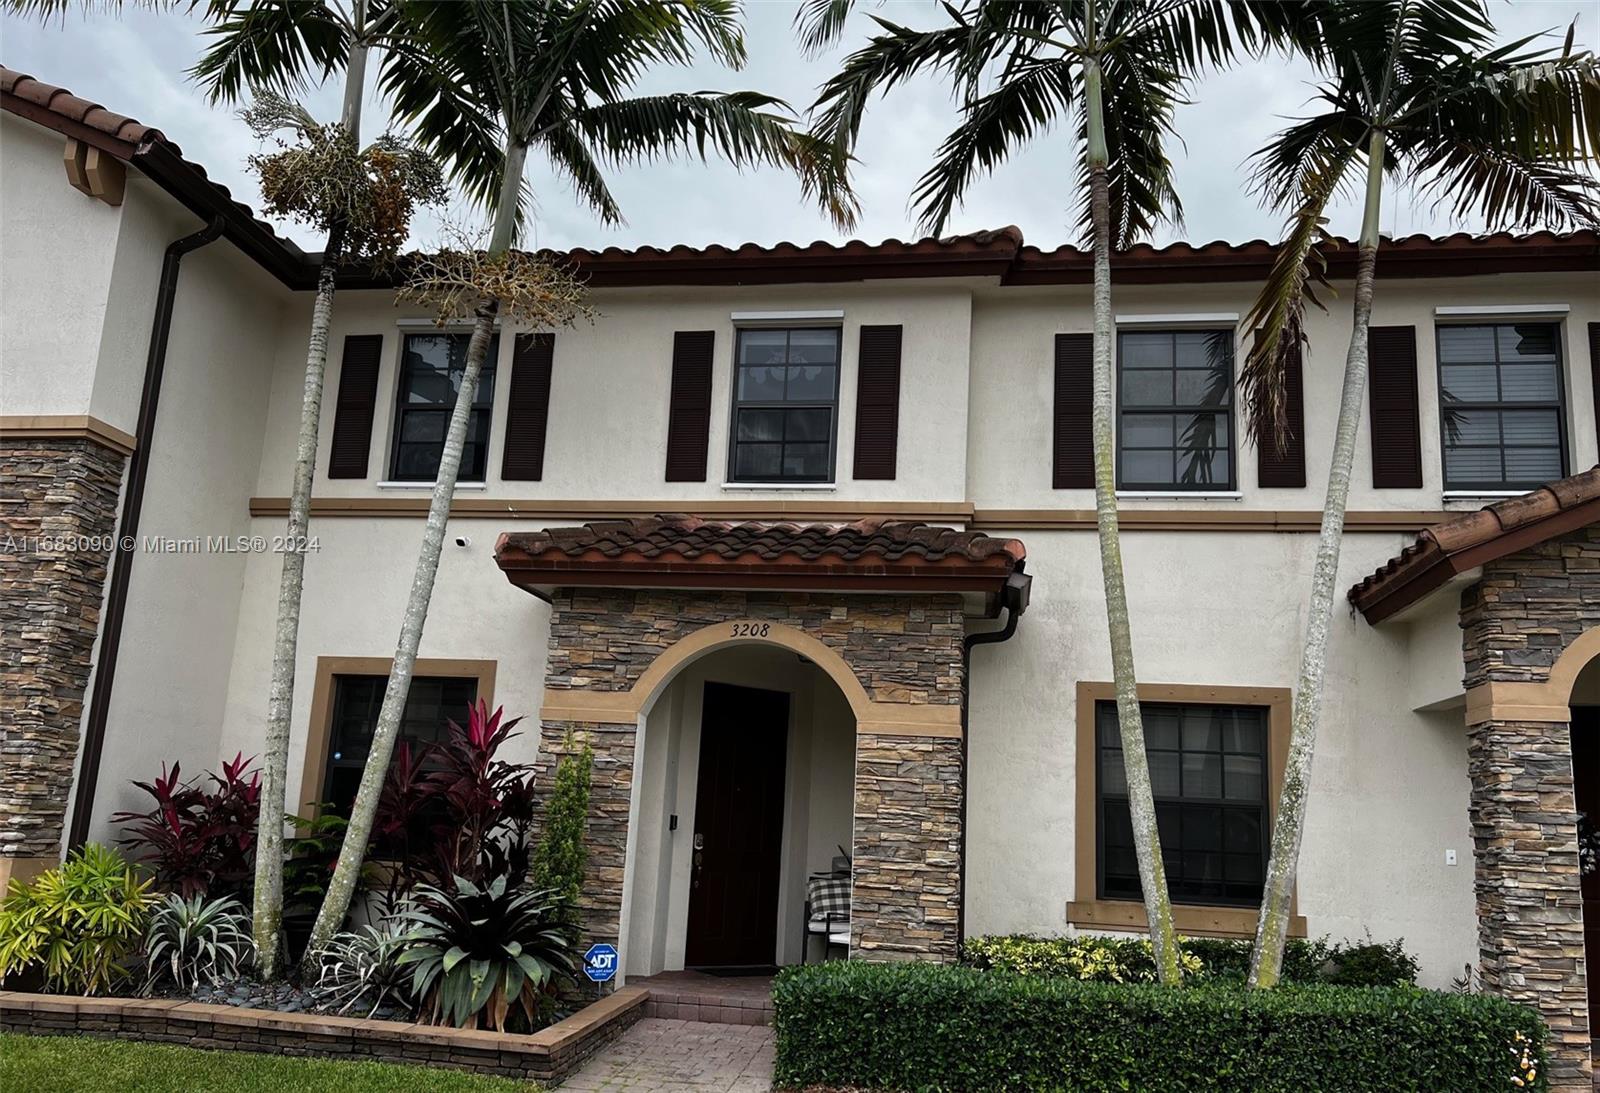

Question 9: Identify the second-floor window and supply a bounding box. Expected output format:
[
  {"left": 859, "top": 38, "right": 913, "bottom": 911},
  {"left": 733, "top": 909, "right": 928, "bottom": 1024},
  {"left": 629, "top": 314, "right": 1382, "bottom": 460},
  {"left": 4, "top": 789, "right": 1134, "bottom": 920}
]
[
  {"left": 1117, "top": 329, "right": 1236, "bottom": 491},
  {"left": 1437, "top": 323, "right": 1566, "bottom": 492},
  {"left": 728, "top": 327, "right": 840, "bottom": 483},
  {"left": 390, "top": 332, "right": 499, "bottom": 482}
]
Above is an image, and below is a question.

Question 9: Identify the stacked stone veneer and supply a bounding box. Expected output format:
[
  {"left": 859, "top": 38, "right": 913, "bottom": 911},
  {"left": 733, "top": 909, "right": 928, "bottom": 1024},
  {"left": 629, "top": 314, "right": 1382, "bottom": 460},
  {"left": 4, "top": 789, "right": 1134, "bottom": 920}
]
[
  {"left": 0, "top": 438, "right": 125, "bottom": 873},
  {"left": 532, "top": 588, "right": 966, "bottom": 964},
  {"left": 1460, "top": 524, "right": 1598, "bottom": 1089}
]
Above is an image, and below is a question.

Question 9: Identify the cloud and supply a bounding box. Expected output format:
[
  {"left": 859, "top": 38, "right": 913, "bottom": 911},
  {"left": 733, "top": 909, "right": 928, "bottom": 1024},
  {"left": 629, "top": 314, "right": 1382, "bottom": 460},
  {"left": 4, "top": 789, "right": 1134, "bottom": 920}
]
[{"left": 3, "top": 0, "right": 1593, "bottom": 253}]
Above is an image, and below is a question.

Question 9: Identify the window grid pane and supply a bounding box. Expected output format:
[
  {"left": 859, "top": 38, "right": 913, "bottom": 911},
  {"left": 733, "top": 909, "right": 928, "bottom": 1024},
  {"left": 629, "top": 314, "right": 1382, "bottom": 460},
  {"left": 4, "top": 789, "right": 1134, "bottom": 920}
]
[
  {"left": 1436, "top": 323, "right": 1565, "bottom": 491},
  {"left": 391, "top": 333, "right": 498, "bottom": 482},
  {"left": 323, "top": 675, "right": 479, "bottom": 813},
  {"left": 1117, "top": 330, "right": 1237, "bottom": 491},
  {"left": 729, "top": 327, "right": 840, "bottom": 483},
  {"left": 1097, "top": 701, "right": 1268, "bottom": 907}
]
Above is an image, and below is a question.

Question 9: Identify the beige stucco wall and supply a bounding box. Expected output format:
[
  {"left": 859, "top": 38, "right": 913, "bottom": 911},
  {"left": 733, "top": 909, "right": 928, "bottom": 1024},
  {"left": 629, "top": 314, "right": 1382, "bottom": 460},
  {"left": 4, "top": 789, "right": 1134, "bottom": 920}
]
[
  {"left": 254, "top": 283, "right": 977, "bottom": 504},
  {"left": 969, "top": 272, "right": 1600, "bottom": 514},
  {"left": 84, "top": 240, "right": 290, "bottom": 844}
]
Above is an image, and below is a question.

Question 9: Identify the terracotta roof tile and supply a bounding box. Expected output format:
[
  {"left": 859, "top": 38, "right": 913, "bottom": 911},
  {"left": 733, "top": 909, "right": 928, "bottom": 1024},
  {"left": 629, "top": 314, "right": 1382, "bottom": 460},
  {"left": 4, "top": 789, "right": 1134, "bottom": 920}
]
[
  {"left": 496, "top": 516, "right": 1028, "bottom": 606},
  {"left": 1349, "top": 466, "right": 1600, "bottom": 622}
]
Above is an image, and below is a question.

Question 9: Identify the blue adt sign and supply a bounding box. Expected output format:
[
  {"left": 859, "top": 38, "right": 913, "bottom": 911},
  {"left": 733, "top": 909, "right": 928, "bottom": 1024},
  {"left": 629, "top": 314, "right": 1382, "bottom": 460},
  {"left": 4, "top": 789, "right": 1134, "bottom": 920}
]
[{"left": 583, "top": 943, "right": 619, "bottom": 983}]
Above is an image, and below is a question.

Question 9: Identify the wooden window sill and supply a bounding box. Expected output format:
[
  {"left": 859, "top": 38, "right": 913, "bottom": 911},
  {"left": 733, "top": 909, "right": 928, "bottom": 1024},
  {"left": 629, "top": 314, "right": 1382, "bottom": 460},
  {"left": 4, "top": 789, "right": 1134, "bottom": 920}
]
[{"left": 1067, "top": 898, "right": 1307, "bottom": 940}]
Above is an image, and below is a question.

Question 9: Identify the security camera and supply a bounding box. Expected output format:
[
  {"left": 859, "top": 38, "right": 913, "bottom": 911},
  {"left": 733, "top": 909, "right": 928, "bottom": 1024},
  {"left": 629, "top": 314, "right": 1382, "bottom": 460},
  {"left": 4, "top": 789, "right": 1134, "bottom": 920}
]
[{"left": 454, "top": 535, "right": 472, "bottom": 548}]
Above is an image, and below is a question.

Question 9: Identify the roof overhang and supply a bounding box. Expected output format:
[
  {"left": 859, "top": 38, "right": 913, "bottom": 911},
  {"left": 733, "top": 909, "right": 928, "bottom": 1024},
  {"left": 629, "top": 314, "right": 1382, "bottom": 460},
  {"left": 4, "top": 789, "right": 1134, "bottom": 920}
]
[
  {"left": 493, "top": 517, "right": 1030, "bottom": 618},
  {"left": 1350, "top": 467, "right": 1600, "bottom": 624}
]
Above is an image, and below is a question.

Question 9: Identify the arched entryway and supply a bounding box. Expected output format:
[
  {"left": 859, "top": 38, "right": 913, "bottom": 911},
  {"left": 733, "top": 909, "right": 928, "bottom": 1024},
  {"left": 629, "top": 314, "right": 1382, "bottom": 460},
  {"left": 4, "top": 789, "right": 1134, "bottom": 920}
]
[
  {"left": 1570, "top": 656, "right": 1599, "bottom": 1034},
  {"left": 623, "top": 642, "right": 857, "bottom": 977}
]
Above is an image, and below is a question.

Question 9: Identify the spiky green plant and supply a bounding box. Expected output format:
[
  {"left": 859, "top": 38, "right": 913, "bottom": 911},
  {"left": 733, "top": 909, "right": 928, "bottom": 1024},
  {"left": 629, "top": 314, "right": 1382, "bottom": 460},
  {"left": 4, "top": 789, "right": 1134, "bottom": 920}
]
[
  {"left": 395, "top": 875, "right": 575, "bottom": 1031},
  {"left": 0, "top": 844, "right": 156, "bottom": 996},
  {"left": 311, "top": 918, "right": 417, "bottom": 1019},
  {"left": 143, "top": 893, "right": 253, "bottom": 993},
  {"left": 1237, "top": 0, "right": 1600, "bottom": 988}
]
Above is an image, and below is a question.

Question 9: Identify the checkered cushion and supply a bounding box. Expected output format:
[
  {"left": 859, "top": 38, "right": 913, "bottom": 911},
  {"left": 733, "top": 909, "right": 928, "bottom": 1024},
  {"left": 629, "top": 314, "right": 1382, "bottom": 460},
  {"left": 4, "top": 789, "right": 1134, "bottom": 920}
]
[{"left": 807, "top": 875, "right": 850, "bottom": 921}]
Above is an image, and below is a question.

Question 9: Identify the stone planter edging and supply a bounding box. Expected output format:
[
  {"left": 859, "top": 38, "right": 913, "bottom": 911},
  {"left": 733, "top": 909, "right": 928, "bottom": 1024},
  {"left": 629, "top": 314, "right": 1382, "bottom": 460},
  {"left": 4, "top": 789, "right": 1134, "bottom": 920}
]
[{"left": 0, "top": 985, "right": 646, "bottom": 1085}]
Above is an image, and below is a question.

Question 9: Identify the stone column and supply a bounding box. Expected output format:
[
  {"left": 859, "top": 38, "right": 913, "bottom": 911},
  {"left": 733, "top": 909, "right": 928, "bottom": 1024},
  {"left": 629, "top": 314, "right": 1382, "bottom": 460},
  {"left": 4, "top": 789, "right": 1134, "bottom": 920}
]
[
  {"left": 1467, "top": 715, "right": 1591, "bottom": 1088},
  {"left": 0, "top": 437, "right": 126, "bottom": 886},
  {"left": 851, "top": 732, "right": 963, "bottom": 961},
  {"left": 532, "top": 719, "right": 637, "bottom": 952}
]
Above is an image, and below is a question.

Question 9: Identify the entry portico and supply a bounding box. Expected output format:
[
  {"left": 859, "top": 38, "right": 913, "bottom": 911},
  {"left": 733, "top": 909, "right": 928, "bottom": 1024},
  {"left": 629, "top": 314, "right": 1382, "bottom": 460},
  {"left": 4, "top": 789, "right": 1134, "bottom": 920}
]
[{"left": 495, "top": 516, "right": 1030, "bottom": 977}]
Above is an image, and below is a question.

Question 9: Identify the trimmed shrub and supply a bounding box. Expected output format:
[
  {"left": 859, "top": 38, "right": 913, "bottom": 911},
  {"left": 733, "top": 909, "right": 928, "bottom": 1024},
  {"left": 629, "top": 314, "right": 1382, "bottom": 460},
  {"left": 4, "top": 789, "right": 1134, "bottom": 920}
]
[
  {"left": 530, "top": 736, "right": 592, "bottom": 920},
  {"left": 962, "top": 932, "right": 1418, "bottom": 987},
  {"left": 772, "top": 961, "right": 1547, "bottom": 1092}
]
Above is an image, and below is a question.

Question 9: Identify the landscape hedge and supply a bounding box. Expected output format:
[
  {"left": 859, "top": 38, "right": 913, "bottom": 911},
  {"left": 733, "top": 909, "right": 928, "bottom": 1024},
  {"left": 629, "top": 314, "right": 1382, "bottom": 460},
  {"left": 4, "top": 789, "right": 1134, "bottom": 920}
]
[{"left": 772, "top": 962, "right": 1547, "bottom": 1092}]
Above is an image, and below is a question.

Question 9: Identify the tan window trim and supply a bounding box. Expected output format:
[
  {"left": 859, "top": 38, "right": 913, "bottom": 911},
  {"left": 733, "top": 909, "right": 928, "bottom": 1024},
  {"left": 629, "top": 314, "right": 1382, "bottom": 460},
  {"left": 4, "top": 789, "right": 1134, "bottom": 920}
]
[
  {"left": 1069, "top": 680, "right": 1306, "bottom": 940},
  {"left": 299, "top": 656, "right": 497, "bottom": 817}
]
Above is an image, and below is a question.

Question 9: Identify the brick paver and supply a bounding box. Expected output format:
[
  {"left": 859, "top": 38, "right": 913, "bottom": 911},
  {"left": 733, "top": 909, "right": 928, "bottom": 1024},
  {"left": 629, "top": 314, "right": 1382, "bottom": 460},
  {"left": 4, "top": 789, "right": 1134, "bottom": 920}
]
[{"left": 562, "top": 1017, "right": 774, "bottom": 1092}]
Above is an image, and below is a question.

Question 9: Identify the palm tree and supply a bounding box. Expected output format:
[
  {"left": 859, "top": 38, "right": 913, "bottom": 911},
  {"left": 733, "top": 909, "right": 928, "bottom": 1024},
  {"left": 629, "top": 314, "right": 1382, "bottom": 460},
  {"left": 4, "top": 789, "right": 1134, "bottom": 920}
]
[
  {"left": 3, "top": 0, "right": 443, "bottom": 980},
  {"left": 804, "top": 0, "right": 1321, "bottom": 984},
  {"left": 299, "top": 0, "right": 855, "bottom": 968},
  {"left": 1238, "top": 0, "right": 1600, "bottom": 988}
]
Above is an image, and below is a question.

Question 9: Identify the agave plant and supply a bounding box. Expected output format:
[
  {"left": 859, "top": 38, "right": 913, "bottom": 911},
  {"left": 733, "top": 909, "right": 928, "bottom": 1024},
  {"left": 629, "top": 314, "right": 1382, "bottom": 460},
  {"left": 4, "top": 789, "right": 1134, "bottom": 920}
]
[
  {"left": 311, "top": 918, "right": 417, "bottom": 1019},
  {"left": 396, "top": 874, "right": 575, "bottom": 1031},
  {"left": 144, "top": 893, "right": 253, "bottom": 993}
]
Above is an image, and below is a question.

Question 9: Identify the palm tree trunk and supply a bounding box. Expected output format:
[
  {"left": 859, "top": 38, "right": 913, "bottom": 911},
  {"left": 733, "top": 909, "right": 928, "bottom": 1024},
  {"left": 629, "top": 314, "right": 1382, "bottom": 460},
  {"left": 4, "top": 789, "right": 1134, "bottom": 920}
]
[
  {"left": 1249, "top": 129, "right": 1386, "bottom": 988},
  {"left": 253, "top": 8, "right": 368, "bottom": 978},
  {"left": 1084, "top": 57, "right": 1182, "bottom": 985},
  {"left": 300, "top": 137, "right": 528, "bottom": 970}
]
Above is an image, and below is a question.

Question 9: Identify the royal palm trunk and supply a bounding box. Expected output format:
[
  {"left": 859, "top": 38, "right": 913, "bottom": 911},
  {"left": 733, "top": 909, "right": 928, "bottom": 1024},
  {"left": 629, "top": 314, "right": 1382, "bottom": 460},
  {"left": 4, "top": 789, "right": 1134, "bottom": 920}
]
[
  {"left": 253, "top": 6, "right": 369, "bottom": 979},
  {"left": 1250, "top": 129, "right": 1387, "bottom": 988},
  {"left": 1084, "top": 57, "right": 1182, "bottom": 985},
  {"left": 303, "top": 138, "right": 529, "bottom": 967}
]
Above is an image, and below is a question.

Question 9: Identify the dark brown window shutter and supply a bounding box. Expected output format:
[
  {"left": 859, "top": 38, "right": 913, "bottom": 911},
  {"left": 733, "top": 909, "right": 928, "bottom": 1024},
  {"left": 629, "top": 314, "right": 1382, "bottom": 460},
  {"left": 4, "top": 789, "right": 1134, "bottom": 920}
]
[
  {"left": 1256, "top": 341, "right": 1307, "bottom": 488},
  {"left": 501, "top": 333, "right": 555, "bottom": 481},
  {"left": 1368, "top": 325, "right": 1423, "bottom": 488},
  {"left": 1053, "top": 333, "right": 1093, "bottom": 488},
  {"left": 853, "top": 324, "right": 903, "bottom": 480},
  {"left": 327, "top": 334, "right": 383, "bottom": 479},
  {"left": 664, "top": 331, "right": 715, "bottom": 482},
  {"left": 1589, "top": 322, "right": 1600, "bottom": 462}
]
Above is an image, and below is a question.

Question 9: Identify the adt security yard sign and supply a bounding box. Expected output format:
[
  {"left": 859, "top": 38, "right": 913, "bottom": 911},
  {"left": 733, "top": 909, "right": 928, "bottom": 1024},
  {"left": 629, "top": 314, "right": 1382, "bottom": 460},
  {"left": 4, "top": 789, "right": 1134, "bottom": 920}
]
[{"left": 583, "top": 943, "right": 619, "bottom": 983}]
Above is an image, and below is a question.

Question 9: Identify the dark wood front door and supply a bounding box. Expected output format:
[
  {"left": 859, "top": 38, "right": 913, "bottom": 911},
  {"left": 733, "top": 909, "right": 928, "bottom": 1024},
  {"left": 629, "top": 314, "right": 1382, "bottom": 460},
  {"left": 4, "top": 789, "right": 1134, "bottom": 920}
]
[
  {"left": 1572, "top": 706, "right": 1598, "bottom": 1020},
  {"left": 685, "top": 682, "right": 789, "bottom": 969}
]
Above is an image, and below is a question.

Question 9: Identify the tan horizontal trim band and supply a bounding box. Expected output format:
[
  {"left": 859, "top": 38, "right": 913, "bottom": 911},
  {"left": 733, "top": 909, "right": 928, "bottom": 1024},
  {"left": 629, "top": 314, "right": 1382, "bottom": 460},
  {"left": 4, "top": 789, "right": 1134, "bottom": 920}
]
[
  {"left": 248, "top": 495, "right": 1450, "bottom": 534},
  {"left": 1067, "top": 899, "right": 1307, "bottom": 940},
  {"left": 249, "top": 496, "right": 975, "bottom": 522},
  {"left": 1, "top": 414, "right": 136, "bottom": 457},
  {"left": 542, "top": 691, "right": 962, "bottom": 738},
  {"left": 1464, "top": 680, "right": 1573, "bottom": 726},
  {"left": 975, "top": 508, "right": 1450, "bottom": 532}
]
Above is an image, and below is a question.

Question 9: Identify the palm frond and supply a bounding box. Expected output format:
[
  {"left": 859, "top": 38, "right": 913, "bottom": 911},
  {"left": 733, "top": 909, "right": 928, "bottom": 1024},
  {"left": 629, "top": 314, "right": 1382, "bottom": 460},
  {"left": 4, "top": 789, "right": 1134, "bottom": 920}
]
[
  {"left": 1239, "top": 148, "right": 1354, "bottom": 448},
  {"left": 1071, "top": 43, "right": 1185, "bottom": 248},
  {"left": 1248, "top": 99, "right": 1369, "bottom": 213},
  {"left": 189, "top": 0, "right": 350, "bottom": 105},
  {"left": 911, "top": 58, "right": 1073, "bottom": 236},
  {"left": 542, "top": 125, "right": 623, "bottom": 226},
  {"left": 1414, "top": 140, "right": 1600, "bottom": 230},
  {"left": 793, "top": 0, "right": 855, "bottom": 57}
]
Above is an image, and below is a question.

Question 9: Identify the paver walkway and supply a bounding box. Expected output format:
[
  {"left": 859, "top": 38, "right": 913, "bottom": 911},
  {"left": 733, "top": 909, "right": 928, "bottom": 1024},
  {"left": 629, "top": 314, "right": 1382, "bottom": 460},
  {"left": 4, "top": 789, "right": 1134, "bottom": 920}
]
[{"left": 562, "top": 1017, "right": 774, "bottom": 1092}]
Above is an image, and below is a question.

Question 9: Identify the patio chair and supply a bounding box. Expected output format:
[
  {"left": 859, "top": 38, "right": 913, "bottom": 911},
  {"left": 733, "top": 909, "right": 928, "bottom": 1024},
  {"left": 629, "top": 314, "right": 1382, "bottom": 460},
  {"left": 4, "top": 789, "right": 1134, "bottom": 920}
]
[{"left": 800, "top": 873, "right": 850, "bottom": 963}]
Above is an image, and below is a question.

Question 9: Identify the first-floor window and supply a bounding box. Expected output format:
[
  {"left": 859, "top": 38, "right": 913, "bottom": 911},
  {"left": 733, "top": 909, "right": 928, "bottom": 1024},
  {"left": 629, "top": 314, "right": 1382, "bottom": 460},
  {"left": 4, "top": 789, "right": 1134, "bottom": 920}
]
[
  {"left": 1437, "top": 322, "right": 1566, "bottom": 491},
  {"left": 1097, "top": 700, "right": 1268, "bottom": 906},
  {"left": 390, "top": 332, "right": 499, "bottom": 481},
  {"left": 321, "top": 675, "right": 478, "bottom": 814}
]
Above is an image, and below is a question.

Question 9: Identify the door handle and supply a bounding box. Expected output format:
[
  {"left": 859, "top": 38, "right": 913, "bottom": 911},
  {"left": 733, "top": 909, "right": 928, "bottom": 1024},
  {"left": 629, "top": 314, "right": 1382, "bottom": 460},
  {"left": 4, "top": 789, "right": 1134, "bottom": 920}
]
[{"left": 693, "top": 833, "right": 705, "bottom": 850}]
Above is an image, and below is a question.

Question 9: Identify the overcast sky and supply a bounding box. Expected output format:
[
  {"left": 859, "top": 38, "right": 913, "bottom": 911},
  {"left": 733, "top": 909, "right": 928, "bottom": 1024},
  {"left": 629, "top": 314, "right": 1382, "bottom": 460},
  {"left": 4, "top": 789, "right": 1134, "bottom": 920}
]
[{"left": 3, "top": 1, "right": 1594, "bottom": 253}]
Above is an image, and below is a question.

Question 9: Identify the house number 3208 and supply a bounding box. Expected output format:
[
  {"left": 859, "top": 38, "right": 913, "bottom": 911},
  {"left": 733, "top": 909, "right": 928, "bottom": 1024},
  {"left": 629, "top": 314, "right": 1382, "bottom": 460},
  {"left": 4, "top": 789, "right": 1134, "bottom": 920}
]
[{"left": 730, "top": 622, "right": 770, "bottom": 638}]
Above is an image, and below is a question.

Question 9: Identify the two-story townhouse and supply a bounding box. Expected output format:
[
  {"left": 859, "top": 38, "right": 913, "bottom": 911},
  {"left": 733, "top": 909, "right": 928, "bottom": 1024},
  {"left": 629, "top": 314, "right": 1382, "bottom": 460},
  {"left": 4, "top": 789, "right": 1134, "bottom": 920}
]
[{"left": 3, "top": 68, "right": 1598, "bottom": 1083}]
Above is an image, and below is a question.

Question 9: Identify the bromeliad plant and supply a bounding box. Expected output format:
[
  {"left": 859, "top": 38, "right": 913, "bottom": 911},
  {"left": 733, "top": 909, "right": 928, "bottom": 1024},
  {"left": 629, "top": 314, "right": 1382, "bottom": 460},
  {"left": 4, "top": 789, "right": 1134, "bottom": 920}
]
[
  {"left": 113, "top": 754, "right": 261, "bottom": 900},
  {"left": 0, "top": 844, "right": 156, "bottom": 996},
  {"left": 396, "top": 875, "right": 576, "bottom": 1031},
  {"left": 143, "top": 893, "right": 253, "bottom": 993},
  {"left": 311, "top": 918, "right": 417, "bottom": 1019}
]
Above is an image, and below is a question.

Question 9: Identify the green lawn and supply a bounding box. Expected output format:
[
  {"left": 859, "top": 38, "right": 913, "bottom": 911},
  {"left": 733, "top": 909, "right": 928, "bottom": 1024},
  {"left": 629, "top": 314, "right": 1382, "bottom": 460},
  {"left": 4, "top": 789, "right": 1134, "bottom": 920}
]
[{"left": 0, "top": 1033, "right": 536, "bottom": 1092}]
